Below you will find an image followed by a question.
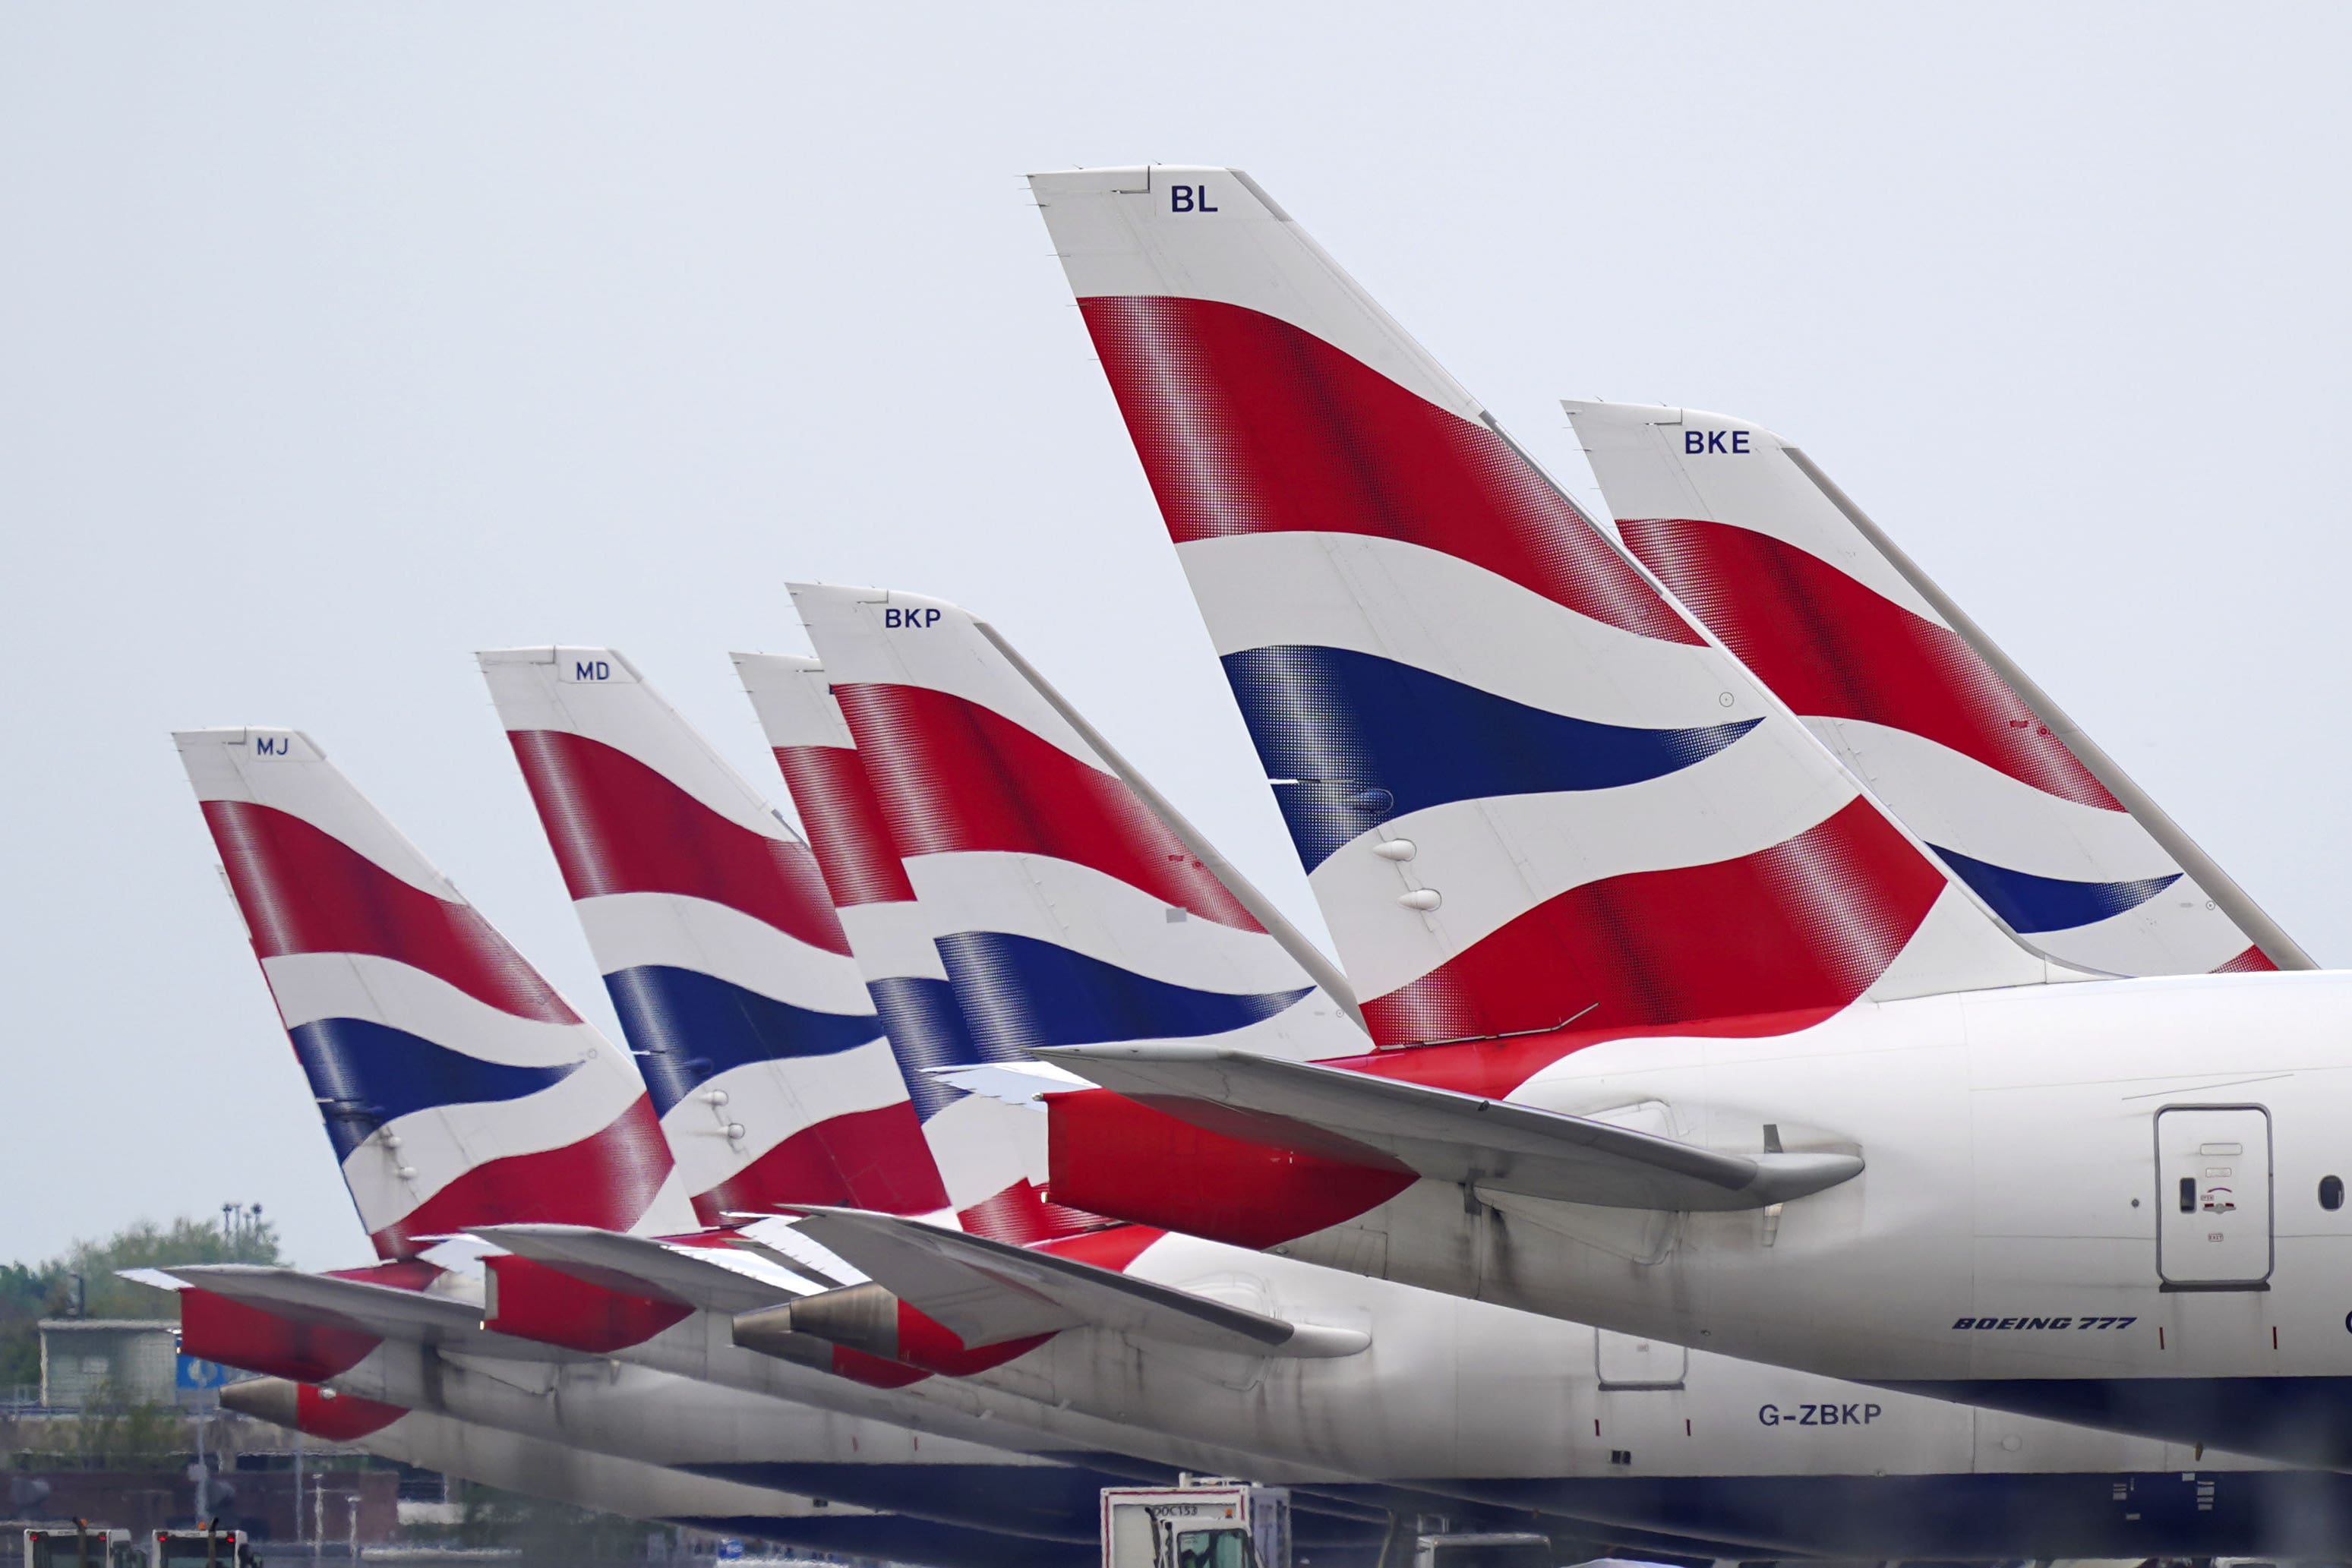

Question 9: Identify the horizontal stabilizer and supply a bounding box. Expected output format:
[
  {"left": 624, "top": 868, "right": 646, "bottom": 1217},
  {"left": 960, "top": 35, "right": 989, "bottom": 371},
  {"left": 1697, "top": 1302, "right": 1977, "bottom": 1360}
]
[
  {"left": 470, "top": 1225, "right": 806, "bottom": 1315},
  {"left": 925, "top": 1062, "right": 1092, "bottom": 1108},
  {"left": 787, "top": 1207, "right": 1369, "bottom": 1358},
  {"left": 1035, "top": 1046, "right": 1861, "bottom": 1212},
  {"left": 163, "top": 1266, "right": 575, "bottom": 1361},
  {"left": 118, "top": 1267, "right": 185, "bottom": 1294}
]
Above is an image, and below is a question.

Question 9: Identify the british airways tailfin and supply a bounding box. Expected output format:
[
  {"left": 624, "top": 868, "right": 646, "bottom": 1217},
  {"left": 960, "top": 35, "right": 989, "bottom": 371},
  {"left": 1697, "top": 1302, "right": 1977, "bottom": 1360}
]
[
  {"left": 733, "top": 651, "right": 1088, "bottom": 1242},
  {"left": 477, "top": 646, "right": 949, "bottom": 1226},
  {"left": 1563, "top": 400, "right": 2306, "bottom": 980},
  {"left": 1030, "top": 166, "right": 2063, "bottom": 1048},
  {"left": 785, "top": 585, "right": 1369, "bottom": 1065},
  {"left": 175, "top": 727, "right": 696, "bottom": 1257}
]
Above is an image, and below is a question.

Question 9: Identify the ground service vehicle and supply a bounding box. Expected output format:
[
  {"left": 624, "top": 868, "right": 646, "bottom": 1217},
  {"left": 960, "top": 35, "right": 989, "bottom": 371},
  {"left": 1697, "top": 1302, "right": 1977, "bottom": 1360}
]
[
  {"left": 1100, "top": 1481, "right": 1290, "bottom": 1568},
  {"left": 20, "top": 1527, "right": 134, "bottom": 1568},
  {"left": 144, "top": 1529, "right": 243, "bottom": 1568}
]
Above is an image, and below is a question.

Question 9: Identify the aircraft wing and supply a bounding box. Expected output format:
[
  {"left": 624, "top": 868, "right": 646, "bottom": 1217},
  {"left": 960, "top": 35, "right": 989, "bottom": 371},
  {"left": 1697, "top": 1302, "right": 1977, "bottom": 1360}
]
[
  {"left": 471, "top": 1224, "right": 806, "bottom": 1315},
  {"left": 162, "top": 1265, "right": 576, "bottom": 1361},
  {"left": 787, "top": 1207, "right": 1369, "bottom": 1358},
  {"left": 1036, "top": 1044, "right": 1862, "bottom": 1212}
]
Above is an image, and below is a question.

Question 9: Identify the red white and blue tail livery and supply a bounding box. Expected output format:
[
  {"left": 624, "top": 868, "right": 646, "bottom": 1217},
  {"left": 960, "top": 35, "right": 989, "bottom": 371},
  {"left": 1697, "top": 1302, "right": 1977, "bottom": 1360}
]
[
  {"left": 1023, "top": 171, "right": 2352, "bottom": 1478},
  {"left": 1564, "top": 401, "right": 2304, "bottom": 980},
  {"left": 175, "top": 727, "right": 695, "bottom": 1257},
  {"left": 478, "top": 647, "right": 948, "bottom": 1226},
  {"left": 788, "top": 584, "right": 1369, "bottom": 1065},
  {"left": 735, "top": 651, "right": 1091, "bottom": 1241},
  {"left": 1030, "top": 167, "right": 2056, "bottom": 1051}
]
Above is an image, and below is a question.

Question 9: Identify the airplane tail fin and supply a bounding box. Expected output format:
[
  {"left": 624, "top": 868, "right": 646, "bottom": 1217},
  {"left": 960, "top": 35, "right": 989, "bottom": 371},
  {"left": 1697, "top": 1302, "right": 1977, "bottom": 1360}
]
[
  {"left": 476, "top": 647, "right": 948, "bottom": 1226},
  {"left": 1564, "top": 400, "right": 2306, "bottom": 978},
  {"left": 1030, "top": 166, "right": 2060, "bottom": 1050},
  {"left": 174, "top": 727, "right": 692, "bottom": 1257},
  {"left": 786, "top": 583, "right": 1369, "bottom": 1066},
  {"left": 735, "top": 651, "right": 1101, "bottom": 1243}
]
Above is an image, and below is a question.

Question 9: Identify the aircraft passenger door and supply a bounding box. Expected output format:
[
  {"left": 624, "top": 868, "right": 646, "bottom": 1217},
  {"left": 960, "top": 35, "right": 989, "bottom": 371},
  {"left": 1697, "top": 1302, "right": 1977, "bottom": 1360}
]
[
  {"left": 1595, "top": 1327, "right": 1687, "bottom": 1390},
  {"left": 2155, "top": 1105, "right": 2272, "bottom": 1289}
]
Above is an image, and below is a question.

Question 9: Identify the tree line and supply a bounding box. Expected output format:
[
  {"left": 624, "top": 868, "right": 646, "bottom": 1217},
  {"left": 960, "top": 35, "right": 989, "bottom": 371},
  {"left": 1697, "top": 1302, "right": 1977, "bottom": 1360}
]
[{"left": 2, "top": 1216, "right": 284, "bottom": 1387}]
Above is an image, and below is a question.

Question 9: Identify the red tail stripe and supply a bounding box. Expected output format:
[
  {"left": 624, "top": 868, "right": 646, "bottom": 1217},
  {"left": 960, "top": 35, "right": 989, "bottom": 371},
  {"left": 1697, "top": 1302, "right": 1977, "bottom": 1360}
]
[
  {"left": 329, "top": 1260, "right": 444, "bottom": 1290},
  {"left": 1619, "top": 516, "right": 2123, "bottom": 811},
  {"left": 832, "top": 682, "right": 1263, "bottom": 931},
  {"left": 688, "top": 1100, "right": 949, "bottom": 1226},
  {"left": 367, "top": 1095, "right": 675, "bottom": 1260},
  {"left": 1037, "top": 1223, "right": 1163, "bottom": 1274},
  {"left": 894, "top": 1301, "right": 1052, "bottom": 1377},
  {"left": 482, "top": 1254, "right": 694, "bottom": 1355},
  {"left": 1362, "top": 797, "right": 1949, "bottom": 1047},
  {"left": 507, "top": 729, "right": 851, "bottom": 955},
  {"left": 2214, "top": 944, "right": 2280, "bottom": 973},
  {"left": 769, "top": 743, "right": 918, "bottom": 908},
  {"left": 175, "top": 1260, "right": 432, "bottom": 1384},
  {"left": 829, "top": 1343, "right": 931, "bottom": 1388},
  {"left": 1078, "top": 294, "right": 1697, "bottom": 645},
  {"left": 1044, "top": 1010, "right": 1861, "bottom": 1246},
  {"left": 1330, "top": 1005, "right": 1847, "bottom": 1101},
  {"left": 292, "top": 1384, "right": 407, "bottom": 1441},
  {"left": 204, "top": 799, "right": 579, "bottom": 1025},
  {"left": 957, "top": 1178, "right": 1108, "bottom": 1247},
  {"left": 179, "top": 1292, "right": 381, "bottom": 1385},
  {"left": 1047, "top": 1087, "right": 1416, "bottom": 1252}
]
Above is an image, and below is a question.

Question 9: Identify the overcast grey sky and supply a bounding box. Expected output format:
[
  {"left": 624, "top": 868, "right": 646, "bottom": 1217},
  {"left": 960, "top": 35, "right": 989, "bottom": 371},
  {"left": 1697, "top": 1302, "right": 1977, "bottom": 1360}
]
[{"left": 5, "top": 5, "right": 2346, "bottom": 1268}]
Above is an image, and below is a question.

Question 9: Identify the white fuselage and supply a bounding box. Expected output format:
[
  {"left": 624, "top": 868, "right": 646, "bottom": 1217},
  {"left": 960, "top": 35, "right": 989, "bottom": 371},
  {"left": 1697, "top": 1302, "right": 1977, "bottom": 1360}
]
[
  {"left": 1244, "top": 970, "right": 2352, "bottom": 1462},
  {"left": 314, "top": 1225, "right": 2352, "bottom": 1557},
  {"left": 428, "top": 1223, "right": 2289, "bottom": 1497},
  {"left": 332, "top": 1399, "right": 1107, "bottom": 1567},
  {"left": 303, "top": 1102, "right": 2352, "bottom": 1562}
]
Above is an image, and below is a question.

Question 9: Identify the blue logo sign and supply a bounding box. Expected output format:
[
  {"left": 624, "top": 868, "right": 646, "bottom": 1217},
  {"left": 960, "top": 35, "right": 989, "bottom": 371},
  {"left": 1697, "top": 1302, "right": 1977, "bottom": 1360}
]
[{"left": 175, "top": 1355, "right": 231, "bottom": 1392}]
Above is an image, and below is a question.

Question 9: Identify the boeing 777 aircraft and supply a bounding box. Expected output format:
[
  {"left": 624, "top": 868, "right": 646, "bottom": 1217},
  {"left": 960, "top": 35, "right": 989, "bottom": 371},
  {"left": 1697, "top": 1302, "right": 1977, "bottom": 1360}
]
[{"left": 1024, "top": 162, "right": 2352, "bottom": 1470}]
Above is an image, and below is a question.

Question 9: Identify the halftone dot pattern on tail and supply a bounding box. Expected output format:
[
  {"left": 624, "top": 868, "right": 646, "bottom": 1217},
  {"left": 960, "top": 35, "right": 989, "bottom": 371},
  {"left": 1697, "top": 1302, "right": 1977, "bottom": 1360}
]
[
  {"left": 832, "top": 681, "right": 1262, "bottom": 928},
  {"left": 936, "top": 930, "right": 1312, "bottom": 1057},
  {"left": 1034, "top": 166, "right": 2047, "bottom": 1078},
  {"left": 1220, "top": 644, "right": 1762, "bottom": 871},
  {"left": 1077, "top": 297, "right": 1953, "bottom": 1047},
  {"left": 766, "top": 594, "right": 1369, "bottom": 1246},
  {"left": 177, "top": 727, "right": 689, "bottom": 1256},
  {"left": 206, "top": 800, "right": 578, "bottom": 1024},
  {"left": 289, "top": 1017, "right": 581, "bottom": 1159},
  {"left": 478, "top": 651, "right": 948, "bottom": 1223},
  {"left": 1079, "top": 294, "right": 1694, "bottom": 643},
  {"left": 738, "top": 658, "right": 995, "bottom": 1139},
  {"left": 770, "top": 743, "right": 920, "bottom": 908},
  {"left": 744, "top": 648, "right": 1116, "bottom": 1241},
  {"left": 507, "top": 727, "right": 854, "bottom": 954},
  {"left": 1357, "top": 797, "right": 1948, "bottom": 1046},
  {"left": 1618, "top": 516, "right": 2121, "bottom": 809},
  {"left": 1569, "top": 398, "right": 2288, "bottom": 978},
  {"left": 794, "top": 585, "right": 1353, "bottom": 1072}
]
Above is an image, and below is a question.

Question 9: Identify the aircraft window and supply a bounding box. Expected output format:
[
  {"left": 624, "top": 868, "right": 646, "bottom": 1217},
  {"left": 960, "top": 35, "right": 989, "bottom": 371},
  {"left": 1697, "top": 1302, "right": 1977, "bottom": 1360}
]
[
  {"left": 2322, "top": 1175, "right": 2344, "bottom": 1211},
  {"left": 2180, "top": 1176, "right": 2196, "bottom": 1213}
]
